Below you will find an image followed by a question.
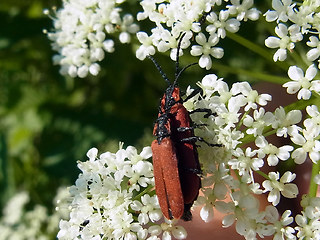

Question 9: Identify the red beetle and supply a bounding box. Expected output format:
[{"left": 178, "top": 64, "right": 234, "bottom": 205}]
[
  {"left": 150, "top": 34, "right": 201, "bottom": 221},
  {"left": 151, "top": 78, "right": 201, "bottom": 221}
]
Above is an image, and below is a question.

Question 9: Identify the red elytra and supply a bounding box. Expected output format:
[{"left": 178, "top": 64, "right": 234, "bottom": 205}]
[
  {"left": 151, "top": 137, "right": 184, "bottom": 220},
  {"left": 166, "top": 88, "right": 201, "bottom": 206},
  {"left": 152, "top": 85, "right": 201, "bottom": 221}
]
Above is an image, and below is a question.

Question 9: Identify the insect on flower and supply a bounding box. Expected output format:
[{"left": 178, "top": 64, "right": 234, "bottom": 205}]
[{"left": 150, "top": 33, "right": 220, "bottom": 221}]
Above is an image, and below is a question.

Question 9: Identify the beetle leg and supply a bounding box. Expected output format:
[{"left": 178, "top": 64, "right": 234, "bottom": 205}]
[
  {"left": 183, "top": 88, "right": 203, "bottom": 102},
  {"left": 181, "top": 204, "right": 193, "bottom": 221},
  {"left": 176, "top": 123, "right": 207, "bottom": 132},
  {"left": 176, "top": 126, "right": 192, "bottom": 132},
  {"left": 189, "top": 108, "right": 216, "bottom": 118},
  {"left": 180, "top": 136, "right": 223, "bottom": 147}
]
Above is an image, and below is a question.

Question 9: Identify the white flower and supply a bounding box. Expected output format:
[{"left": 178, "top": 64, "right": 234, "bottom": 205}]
[
  {"left": 150, "top": 27, "right": 192, "bottom": 61},
  {"left": 255, "top": 136, "right": 293, "bottom": 166},
  {"left": 119, "top": 14, "right": 139, "bottom": 43},
  {"left": 305, "top": 105, "right": 320, "bottom": 134},
  {"left": 135, "top": 0, "right": 261, "bottom": 68},
  {"left": 196, "top": 188, "right": 216, "bottom": 223},
  {"left": 262, "top": 171, "right": 298, "bottom": 206},
  {"left": 264, "top": 206, "right": 295, "bottom": 240},
  {"left": 227, "top": 0, "right": 260, "bottom": 21},
  {"left": 89, "top": 63, "right": 101, "bottom": 76},
  {"left": 137, "top": 0, "right": 157, "bottom": 21},
  {"left": 295, "top": 212, "right": 320, "bottom": 240},
  {"left": 314, "top": 174, "right": 320, "bottom": 185},
  {"left": 190, "top": 33, "right": 224, "bottom": 70},
  {"left": 221, "top": 193, "right": 271, "bottom": 239},
  {"left": 136, "top": 31, "right": 156, "bottom": 60},
  {"left": 303, "top": 197, "right": 320, "bottom": 220},
  {"left": 136, "top": 0, "right": 216, "bottom": 64},
  {"left": 306, "top": 105, "right": 320, "bottom": 124},
  {"left": 229, "top": 147, "right": 263, "bottom": 183},
  {"left": 272, "top": 107, "right": 302, "bottom": 137},
  {"left": 243, "top": 108, "right": 275, "bottom": 137},
  {"left": 283, "top": 64, "right": 320, "bottom": 100},
  {"left": 196, "top": 164, "right": 231, "bottom": 223},
  {"left": 57, "top": 220, "right": 80, "bottom": 239},
  {"left": 214, "top": 103, "right": 242, "bottom": 128},
  {"left": 287, "top": 5, "right": 313, "bottom": 34},
  {"left": 206, "top": 10, "right": 240, "bottom": 39},
  {"left": 197, "top": 73, "right": 226, "bottom": 99},
  {"left": 291, "top": 127, "right": 320, "bottom": 164},
  {"left": 264, "top": 0, "right": 294, "bottom": 23},
  {"left": 87, "top": 147, "right": 98, "bottom": 161},
  {"left": 103, "top": 39, "right": 115, "bottom": 52},
  {"left": 149, "top": 220, "right": 187, "bottom": 240},
  {"left": 231, "top": 82, "right": 271, "bottom": 111},
  {"left": 265, "top": 23, "right": 302, "bottom": 61},
  {"left": 131, "top": 194, "right": 162, "bottom": 224},
  {"left": 54, "top": 187, "right": 72, "bottom": 220},
  {"left": 306, "top": 35, "right": 320, "bottom": 61}
]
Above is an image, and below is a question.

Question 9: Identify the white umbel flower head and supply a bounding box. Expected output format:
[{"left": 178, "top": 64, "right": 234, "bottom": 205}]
[
  {"left": 57, "top": 144, "right": 187, "bottom": 240},
  {"left": 46, "top": 0, "right": 139, "bottom": 77}
]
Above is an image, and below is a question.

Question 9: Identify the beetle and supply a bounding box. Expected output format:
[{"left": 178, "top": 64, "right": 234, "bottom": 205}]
[{"left": 150, "top": 33, "right": 203, "bottom": 221}]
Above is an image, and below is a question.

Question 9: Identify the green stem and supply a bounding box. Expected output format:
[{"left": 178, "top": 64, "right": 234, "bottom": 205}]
[
  {"left": 226, "top": 32, "right": 290, "bottom": 71},
  {"left": 312, "top": 92, "right": 320, "bottom": 107},
  {"left": 213, "top": 63, "right": 289, "bottom": 84},
  {"left": 133, "top": 185, "right": 155, "bottom": 201},
  {"left": 290, "top": 47, "right": 309, "bottom": 69},
  {"left": 284, "top": 95, "right": 319, "bottom": 112},
  {"left": 235, "top": 109, "right": 251, "bottom": 130},
  {"left": 309, "top": 161, "right": 320, "bottom": 197},
  {"left": 256, "top": 170, "right": 269, "bottom": 180}
]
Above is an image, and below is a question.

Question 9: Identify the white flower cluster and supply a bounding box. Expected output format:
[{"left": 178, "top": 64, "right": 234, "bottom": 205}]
[
  {"left": 183, "top": 73, "right": 320, "bottom": 239},
  {"left": 264, "top": 0, "right": 320, "bottom": 99},
  {"left": 295, "top": 195, "right": 320, "bottom": 239},
  {"left": 0, "top": 189, "right": 68, "bottom": 240},
  {"left": 46, "top": 0, "right": 139, "bottom": 78},
  {"left": 136, "top": 0, "right": 260, "bottom": 69},
  {"left": 264, "top": 0, "right": 320, "bottom": 62},
  {"left": 57, "top": 144, "right": 188, "bottom": 240}
]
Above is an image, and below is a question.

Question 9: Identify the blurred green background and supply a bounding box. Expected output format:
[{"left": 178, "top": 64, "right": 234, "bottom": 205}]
[{"left": 0, "top": 0, "right": 283, "bottom": 233}]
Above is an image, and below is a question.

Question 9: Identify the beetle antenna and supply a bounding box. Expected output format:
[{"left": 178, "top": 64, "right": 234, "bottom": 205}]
[
  {"left": 173, "top": 33, "right": 197, "bottom": 86},
  {"left": 175, "top": 62, "right": 197, "bottom": 82},
  {"left": 174, "top": 32, "right": 186, "bottom": 81},
  {"left": 147, "top": 55, "right": 171, "bottom": 85}
]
